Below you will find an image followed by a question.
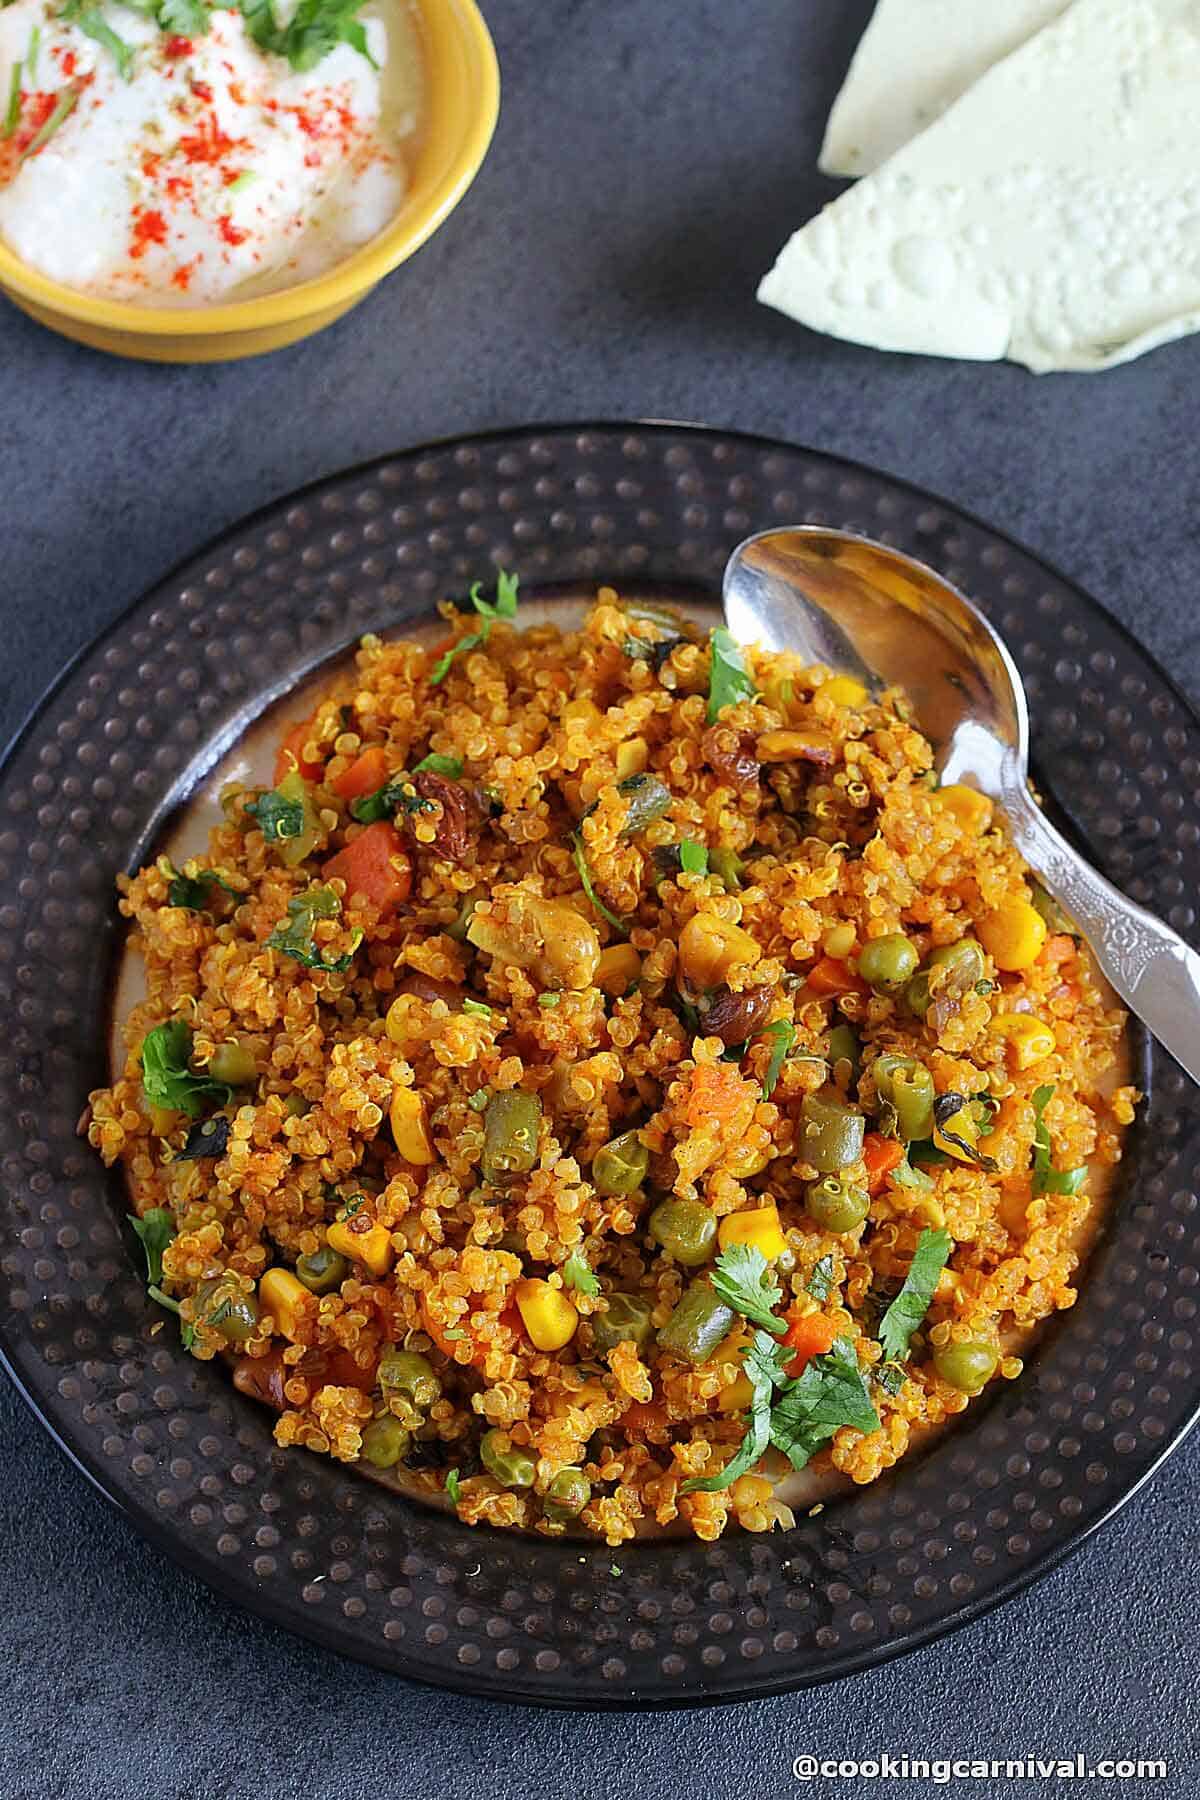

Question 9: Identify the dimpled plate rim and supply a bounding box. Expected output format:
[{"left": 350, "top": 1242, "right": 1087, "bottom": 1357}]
[{"left": 0, "top": 421, "right": 1196, "bottom": 1710}]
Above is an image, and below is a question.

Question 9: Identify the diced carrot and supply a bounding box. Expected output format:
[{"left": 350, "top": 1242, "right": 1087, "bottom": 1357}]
[
  {"left": 782, "top": 1309, "right": 838, "bottom": 1377},
  {"left": 322, "top": 821, "right": 412, "bottom": 915},
  {"left": 621, "top": 1399, "right": 670, "bottom": 1440},
  {"left": 331, "top": 744, "right": 390, "bottom": 801},
  {"left": 1040, "top": 934, "right": 1077, "bottom": 967},
  {"left": 806, "top": 955, "right": 868, "bottom": 997},
  {"left": 273, "top": 718, "right": 324, "bottom": 786},
  {"left": 863, "top": 1131, "right": 904, "bottom": 1194},
  {"left": 685, "top": 1062, "right": 751, "bottom": 1127}
]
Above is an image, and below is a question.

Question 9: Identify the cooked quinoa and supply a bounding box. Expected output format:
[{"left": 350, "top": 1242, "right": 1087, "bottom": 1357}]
[{"left": 89, "top": 582, "right": 1137, "bottom": 1545}]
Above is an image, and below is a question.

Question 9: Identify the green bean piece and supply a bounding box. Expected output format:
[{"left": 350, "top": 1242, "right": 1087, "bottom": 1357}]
[
  {"left": 710, "top": 845, "right": 744, "bottom": 890},
  {"left": 207, "top": 1041, "right": 257, "bottom": 1087},
  {"left": 275, "top": 771, "right": 323, "bottom": 868},
  {"left": 294, "top": 1244, "right": 351, "bottom": 1295},
  {"left": 480, "top": 1428, "right": 536, "bottom": 1489},
  {"left": 590, "top": 1291, "right": 655, "bottom": 1355},
  {"left": 648, "top": 1197, "right": 717, "bottom": 1267},
  {"left": 857, "top": 933, "right": 918, "bottom": 993},
  {"left": 195, "top": 1276, "right": 260, "bottom": 1343},
  {"left": 592, "top": 1129, "right": 649, "bottom": 1197},
  {"left": 657, "top": 1280, "right": 735, "bottom": 1364},
  {"left": 616, "top": 773, "right": 672, "bottom": 839},
  {"left": 360, "top": 1414, "right": 412, "bottom": 1469},
  {"left": 481, "top": 1090, "right": 542, "bottom": 1181},
  {"left": 827, "top": 1023, "right": 860, "bottom": 1082},
  {"left": 873, "top": 1054, "right": 935, "bottom": 1141},
  {"left": 378, "top": 1347, "right": 442, "bottom": 1411},
  {"left": 543, "top": 1466, "right": 591, "bottom": 1524},
  {"left": 933, "top": 1341, "right": 999, "bottom": 1393},
  {"left": 799, "top": 1093, "right": 865, "bottom": 1173},
  {"left": 805, "top": 1175, "right": 871, "bottom": 1235}
]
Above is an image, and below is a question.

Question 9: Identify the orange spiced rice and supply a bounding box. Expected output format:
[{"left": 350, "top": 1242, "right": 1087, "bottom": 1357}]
[{"left": 89, "top": 579, "right": 1138, "bottom": 1545}]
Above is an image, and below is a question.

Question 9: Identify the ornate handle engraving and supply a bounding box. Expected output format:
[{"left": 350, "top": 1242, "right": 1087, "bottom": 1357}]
[{"left": 997, "top": 752, "right": 1200, "bottom": 1087}]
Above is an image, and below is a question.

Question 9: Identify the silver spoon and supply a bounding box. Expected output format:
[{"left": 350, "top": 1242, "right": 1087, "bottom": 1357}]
[{"left": 723, "top": 525, "right": 1200, "bottom": 1086}]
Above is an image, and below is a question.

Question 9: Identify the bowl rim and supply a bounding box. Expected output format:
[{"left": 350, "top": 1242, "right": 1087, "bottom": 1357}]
[{"left": 0, "top": 0, "right": 499, "bottom": 336}]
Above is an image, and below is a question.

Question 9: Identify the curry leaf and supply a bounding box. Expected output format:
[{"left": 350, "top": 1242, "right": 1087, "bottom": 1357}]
[
  {"left": 167, "top": 867, "right": 238, "bottom": 911},
  {"left": 876, "top": 1227, "right": 953, "bottom": 1364},
  {"left": 445, "top": 1469, "right": 462, "bottom": 1504}
]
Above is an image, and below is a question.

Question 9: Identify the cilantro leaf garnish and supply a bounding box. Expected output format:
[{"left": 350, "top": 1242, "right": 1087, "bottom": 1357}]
[
  {"left": 266, "top": 885, "right": 362, "bottom": 972},
  {"left": 876, "top": 1227, "right": 953, "bottom": 1364},
  {"left": 767, "top": 1336, "right": 880, "bottom": 1470},
  {"left": 758, "top": 1019, "right": 794, "bottom": 1100},
  {"left": 680, "top": 1330, "right": 787, "bottom": 1493},
  {"left": 562, "top": 1250, "right": 600, "bottom": 1298},
  {"left": 430, "top": 570, "right": 519, "bottom": 685},
  {"left": 709, "top": 1243, "right": 786, "bottom": 1337},
  {"left": 445, "top": 1469, "right": 462, "bottom": 1504},
  {"left": 157, "top": 0, "right": 211, "bottom": 34},
  {"left": 807, "top": 1253, "right": 836, "bottom": 1303},
  {"left": 246, "top": 785, "right": 306, "bottom": 844},
  {"left": 239, "top": 0, "right": 375, "bottom": 71},
  {"left": 412, "top": 753, "right": 464, "bottom": 779},
  {"left": 571, "top": 833, "right": 628, "bottom": 935},
  {"left": 167, "top": 867, "right": 238, "bottom": 911},
  {"left": 1030, "top": 1084, "right": 1088, "bottom": 1195},
  {"left": 349, "top": 775, "right": 408, "bottom": 824},
  {"left": 678, "top": 839, "right": 708, "bottom": 876},
  {"left": 127, "top": 1207, "right": 174, "bottom": 1287},
  {"left": 705, "top": 627, "right": 756, "bottom": 725},
  {"left": 141, "top": 1020, "right": 232, "bottom": 1118}
]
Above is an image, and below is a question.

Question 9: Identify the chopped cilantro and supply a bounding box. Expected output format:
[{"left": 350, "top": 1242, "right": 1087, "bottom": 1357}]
[
  {"left": 246, "top": 785, "right": 306, "bottom": 845},
  {"left": 412, "top": 753, "right": 464, "bottom": 778},
  {"left": 127, "top": 1207, "right": 174, "bottom": 1287},
  {"left": 759, "top": 1019, "right": 794, "bottom": 1100},
  {"left": 807, "top": 1253, "right": 836, "bottom": 1303},
  {"left": 240, "top": 0, "right": 376, "bottom": 71},
  {"left": 705, "top": 627, "right": 756, "bottom": 725},
  {"left": 877, "top": 1227, "right": 953, "bottom": 1364},
  {"left": 767, "top": 1337, "right": 880, "bottom": 1469},
  {"left": 266, "top": 885, "right": 362, "bottom": 972},
  {"left": 571, "top": 833, "right": 627, "bottom": 935},
  {"left": 709, "top": 1243, "right": 786, "bottom": 1337},
  {"left": 462, "top": 998, "right": 491, "bottom": 1018},
  {"left": 157, "top": 0, "right": 211, "bottom": 34},
  {"left": 875, "top": 1361, "right": 908, "bottom": 1397},
  {"left": 445, "top": 1469, "right": 462, "bottom": 1503},
  {"left": 141, "top": 1020, "right": 231, "bottom": 1118},
  {"left": 430, "top": 570, "right": 519, "bottom": 685},
  {"left": 1031, "top": 1084, "right": 1088, "bottom": 1194},
  {"left": 678, "top": 838, "right": 708, "bottom": 876},
  {"left": 562, "top": 1250, "right": 599, "bottom": 1298},
  {"left": 167, "top": 866, "right": 238, "bottom": 911},
  {"left": 349, "top": 776, "right": 407, "bottom": 824}
]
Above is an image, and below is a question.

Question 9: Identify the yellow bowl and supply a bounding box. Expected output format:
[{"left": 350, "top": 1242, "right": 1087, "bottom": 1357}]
[{"left": 0, "top": 0, "right": 499, "bottom": 363}]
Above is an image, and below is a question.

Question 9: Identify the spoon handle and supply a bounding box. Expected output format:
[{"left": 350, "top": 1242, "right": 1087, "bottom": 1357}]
[{"left": 1000, "top": 774, "right": 1200, "bottom": 1087}]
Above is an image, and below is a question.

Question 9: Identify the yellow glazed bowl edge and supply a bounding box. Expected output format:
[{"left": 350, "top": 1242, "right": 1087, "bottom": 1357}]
[{"left": 0, "top": 0, "right": 500, "bottom": 363}]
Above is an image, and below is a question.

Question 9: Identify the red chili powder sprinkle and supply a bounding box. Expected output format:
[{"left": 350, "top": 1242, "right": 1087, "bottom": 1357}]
[
  {"left": 171, "top": 256, "right": 201, "bottom": 291},
  {"left": 178, "top": 116, "right": 240, "bottom": 164},
  {"left": 163, "top": 36, "right": 193, "bottom": 57},
  {"left": 191, "top": 79, "right": 213, "bottom": 103},
  {"left": 218, "top": 214, "right": 248, "bottom": 247},
  {"left": 59, "top": 50, "right": 78, "bottom": 76},
  {"left": 129, "top": 208, "right": 169, "bottom": 260}
]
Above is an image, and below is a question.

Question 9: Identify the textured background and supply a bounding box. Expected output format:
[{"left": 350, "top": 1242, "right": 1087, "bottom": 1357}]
[{"left": 1, "top": 1, "right": 1198, "bottom": 1795}]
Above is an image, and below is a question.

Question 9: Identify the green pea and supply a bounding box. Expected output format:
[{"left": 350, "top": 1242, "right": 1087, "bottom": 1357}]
[
  {"left": 360, "top": 1414, "right": 412, "bottom": 1469},
  {"left": 590, "top": 1292, "right": 654, "bottom": 1356},
  {"left": 592, "top": 1129, "right": 649, "bottom": 1197},
  {"left": 543, "top": 1467, "right": 591, "bottom": 1524},
  {"left": 196, "top": 1276, "right": 260, "bottom": 1343},
  {"left": 657, "top": 1281, "right": 735, "bottom": 1365},
  {"left": 648, "top": 1197, "right": 717, "bottom": 1267},
  {"left": 805, "top": 1175, "right": 870, "bottom": 1235},
  {"left": 933, "top": 1341, "right": 999, "bottom": 1393},
  {"left": 294, "top": 1244, "right": 350, "bottom": 1295},
  {"left": 928, "top": 939, "right": 985, "bottom": 982},
  {"left": 283, "top": 1092, "right": 310, "bottom": 1119},
  {"left": 481, "top": 1090, "right": 542, "bottom": 1182},
  {"left": 800, "top": 1094, "right": 865, "bottom": 1173},
  {"left": 857, "top": 933, "right": 918, "bottom": 993},
  {"left": 710, "top": 845, "right": 744, "bottom": 890},
  {"left": 208, "top": 1042, "right": 257, "bottom": 1087},
  {"left": 828, "top": 1023, "right": 860, "bottom": 1082},
  {"left": 378, "top": 1347, "right": 441, "bottom": 1411},
  {"left": 480, "top": 1428, "right": 536, "bottom": 1490},
  {"left": 615, "top": 773, "right": 672, "bottom": 839}
]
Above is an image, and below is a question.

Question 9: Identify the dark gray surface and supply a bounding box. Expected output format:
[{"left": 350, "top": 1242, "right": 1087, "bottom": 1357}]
[{"left": 1, "top": 1, "right": 1197, "bottom": 1795}]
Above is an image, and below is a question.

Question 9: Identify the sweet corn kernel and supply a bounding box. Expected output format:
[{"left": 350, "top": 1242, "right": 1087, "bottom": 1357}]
[
  {"left": 718, "top": 1373, "right": 754, "bottom": 1413},
  {"left": 327, "top": 1218, "right": 395, "bottom": 1279},
  {"left": 259, "top": 1267, "right": 311, "bottom": 1339},
  {"left": 936, "top": 784, "right": 993, "bottom": 836},
  {"left": 596, "top": 943, "right": 642, "bottom": 996},
  {"left": 389, "top": 1087, "right": 435, "bottom": 1164},
  {"left": 992, "top": 1013, "right": 1057, "bottom": 1069},
  {"left": 149, "top": 1105, "right": 179, "bottom": 1136},
  {"left": 822, "top": 674, "right": 868, "bottom": 708},
  {"left": 717, "top": 1203, "right": 788, "bottom": 1261},
  {"left": 515, "top": 1278, "right": 579, "bottom": 1351},
  {"left": 822, "top": 921, "right": 857, "bottom": 960},
  {"left": 678, "top": 911, "right": 761, "bottom": 990},
  {"left": 615, "top": 737, "right": 649, "bottom": 779},
  {"left": 978, "top": 897, "right": 1047, "bottom": 971}
]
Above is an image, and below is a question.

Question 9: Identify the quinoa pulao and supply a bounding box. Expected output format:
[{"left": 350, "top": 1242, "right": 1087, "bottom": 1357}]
[{"left": 89, "top": 579, "right": 1137, "bottom": 1545}]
